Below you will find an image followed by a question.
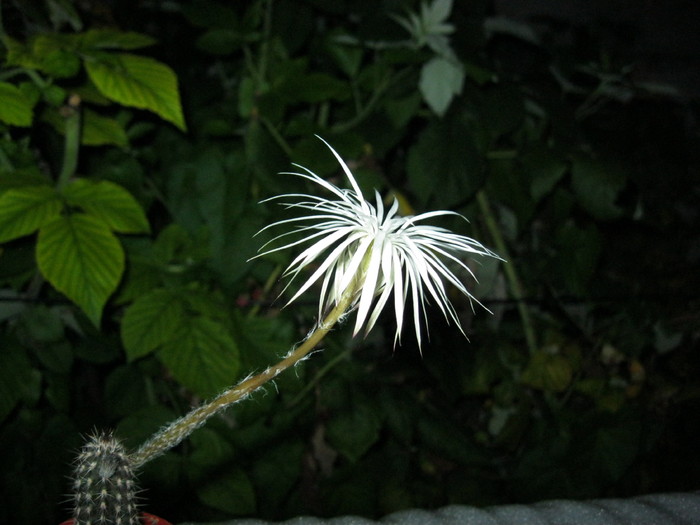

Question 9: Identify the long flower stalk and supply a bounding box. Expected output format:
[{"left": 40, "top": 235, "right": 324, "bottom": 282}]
[
  {"left": 130, "top": 136, "right": 500, "bottom": 469},
  {"left": 130, "top": 288, "right": 354, "bottom": 468},
  {"left": 476, "top": 190, "right": 537, "bottom": 354}
]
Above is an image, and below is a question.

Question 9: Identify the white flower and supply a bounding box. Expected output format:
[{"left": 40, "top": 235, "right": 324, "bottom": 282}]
[{"left": 254, "top": 137, "right": 501, "bottom": 349}]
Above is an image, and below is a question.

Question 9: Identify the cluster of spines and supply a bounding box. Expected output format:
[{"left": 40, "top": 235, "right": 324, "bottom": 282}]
[{"left": 71, "top": 431, "right": 139, "bottom": 525}]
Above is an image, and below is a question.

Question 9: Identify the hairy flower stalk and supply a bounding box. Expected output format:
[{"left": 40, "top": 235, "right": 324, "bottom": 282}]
[
  {"left": 130, "top": 290, "right": 354, "bottom": 468},
  {"left": 129, "top": 136, "right": 500, "bottom": 468}
]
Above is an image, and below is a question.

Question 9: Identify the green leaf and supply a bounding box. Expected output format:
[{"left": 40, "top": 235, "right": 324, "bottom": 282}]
[
  {"left": 406, "top": 114, "right": 485, "bottom": 208},
  {"left": 31, "top": 34, "right": 81, "bottom": 77},
  {"left": 419, "top": 57, "right": 464, "bottom": 116},
  {"left": 325, "top": 35, "right": 363, "bottom": 77},
  {"left": 36, "top": 213, "right": 125, "bottom": 325},
  {"left": 121, "top": 288, "right": 185, "bottom": 360},
  {"left": 524, "top": 146, "right": 568, "bottom": 203},
  {"left": 571, "top": 157, "right": 626, "bottom": 220},
  {"left": 0, "top": 185, "right": 62, "bottom": 243},
  {"left": 40, "top": 49, "right": 81, "bottom": 78},
  {"left": 158, "top": 316, "right": 240, "bottom": 398},
  {"left": 326, "top": 398, "right": 382, "bottom": 463},
  {"left": 19, "top": 305, "right": 65, "bottom": 344},
  {"left": 196, "top": 468, "right": 256, "bottom": 516},
  {"left": 0, "top": 82, "right": 34, "bottom": 127},
  {"left": 80, "top": 108, "right": 129, "bottom": 147},
  {"left": 46, "top": 0, "right": 83, "bottom": 32},
  {"left": 521, "top": 351, "right": 573, "bottom": 392},
  {"left": 3, "top": 36, "right": 40, "bottom": 69},
  {"left": 79, "top": 29, "right": 156, "bottom": 50},
  {"left": 85, "top": 53, "right": 186, "bottom": 130},
  {"left": 190, "top": 427, "right": 235, "bottom": 467},
  {"left": 251, "top": 440, "right": 304, "bottom": 509},
  {"left": 62, "top": 179, "right": 149, "bottom": 233}
]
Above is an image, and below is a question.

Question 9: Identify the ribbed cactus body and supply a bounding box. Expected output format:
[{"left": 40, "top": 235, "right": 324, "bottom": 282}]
[{"left": 71, "top": 431, "right": 139, "bottom": 525}]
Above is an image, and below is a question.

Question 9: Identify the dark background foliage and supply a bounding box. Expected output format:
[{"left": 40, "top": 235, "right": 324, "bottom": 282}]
[{"left": 0, "top": 1, "right": 698, "bottom": 523}]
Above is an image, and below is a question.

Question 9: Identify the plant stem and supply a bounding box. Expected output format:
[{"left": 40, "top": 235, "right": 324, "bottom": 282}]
[
  {"left": 57, "top": 94, "right": 82, "bottom": 189},
  {"left": 0, "top": 141, "right": 12, "bottom": 171},
  {"left": 129, "top": 289, "right": 355, "bottom": 469},
  {"left": 330, "top": 68, "right": 411, "bottom": 135},
  {"left": 476, "top": 190, "right": 538, "bottom": 354}
]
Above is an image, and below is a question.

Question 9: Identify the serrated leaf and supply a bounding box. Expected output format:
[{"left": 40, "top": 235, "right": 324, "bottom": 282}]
[
  {"left": 419, "top": 57, "right": 464, "bottom": 116},
  {"left": 62, "top": 178, "right": 149, "bottom": 233},
  {"left": 85, "top": 53, "right": 186, "bottom": 130},
  {"left": 37, "top": 213, "right": 125, "bottom": 325},
  {"left": 0, "top": 82, "right": 34, "bottom": 127},
  {"left": 121, "top": 288, "right": 185, "bottom": 360},
  {"left": 0, "top": 185, "right": 62, "bottom": 243},
  {"left": 158, "top": 316, "right": 240, "bottom": 398},
  {"left": 81, "top": 108, "right": 129, "bottom": 147}
]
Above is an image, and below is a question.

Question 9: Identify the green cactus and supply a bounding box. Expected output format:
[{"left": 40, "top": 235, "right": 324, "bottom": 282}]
[{"left": 71, "top": 431, "right": 139, "bottom": 525}]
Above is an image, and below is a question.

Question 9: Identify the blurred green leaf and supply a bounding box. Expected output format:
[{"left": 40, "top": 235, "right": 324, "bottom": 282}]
[
  {"left": 250, "top": 440, "right": 304, "bottom": 511},
  {"left": 30, "top": 34, "right": 81, "bottom": 77},
  {"left": 521, "top": 350, "right": 573, "bottom": 392},
  {"left": 407, "top": 113, "right": 484, "bottom": 208},
  {"left": 158, "top": 316, "right": 240, "bottom": 398},
  {"left": 524, "top": 146, "right": 568, "bottom": 202},
  {"left": 326, "top": 396, "right": 382, "bottom": 462},
  {"left": 0, "top": 82, "right": 34, "bottom": 127},
  {"left": 326, "top": 35, "right": 363, "bottom": 77},
  {"left": 47, "top": 0, "right": 83, "bottom": 31},
  {"left": 416, "top": 412, "right": 482, "bottom": 465},
  {"left": 197, "top": 468, "right": 256, "bottom": 516},
  {"left": 571, "top": 157, "right": 626, "bottom": 220},
  {"left": 121, "top": 288, "right": 185, "bottom": 360},
  {"left": 79, "top": 29, "right": 156, "bottom": 50},
  {"left": 419, "top": 57, "right": 464, "bottom": 116},
  {"left": 19, "top": 305, "right": 64, "bottom": 344},
  {"left": 80, "top": 108, "right": 129, "bottom": 147},
  {"left": 189, "top": 427, "right": 235, "bottom": 467}
]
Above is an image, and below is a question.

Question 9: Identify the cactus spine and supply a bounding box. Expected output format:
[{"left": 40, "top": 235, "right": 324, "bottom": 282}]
[{"left": 71, "top": 431, "right": 139, "bottom": 525}]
